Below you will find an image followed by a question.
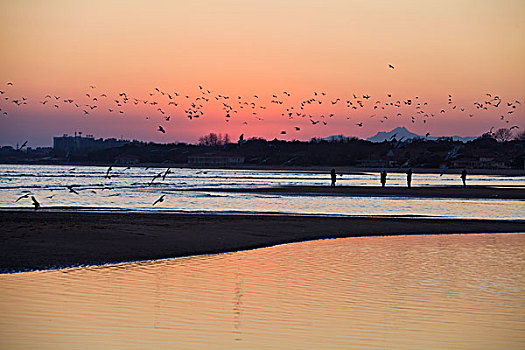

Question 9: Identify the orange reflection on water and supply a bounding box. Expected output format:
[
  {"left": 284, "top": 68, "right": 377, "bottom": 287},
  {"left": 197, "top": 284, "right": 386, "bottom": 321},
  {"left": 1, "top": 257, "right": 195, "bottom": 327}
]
[{"left": 1, "top": 233, "right": 524, "bottom": 349}]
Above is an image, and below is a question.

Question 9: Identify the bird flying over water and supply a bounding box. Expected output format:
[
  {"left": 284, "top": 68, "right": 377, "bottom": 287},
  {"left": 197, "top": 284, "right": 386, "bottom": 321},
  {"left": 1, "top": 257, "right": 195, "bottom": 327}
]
[
  {"left": 162, "top": 168, "right": 171, "bottom": 181},
  {"left": 15, "top": 193, "right": 30, "bottom": 202},
  {"left": 31, "top": 196, "right": 40, "bottom": 210},
  {"left": 152, "top": 195, "right": 165, "bottom": 206},
  {"left": 105, "top": 165, "right": 112, "bottom": 179},
  {"left": 149, "top": 172, "right": 163, "bottom": 186},
  {"left": 66, "top": 185, "right": 79, "bottom": 194}
]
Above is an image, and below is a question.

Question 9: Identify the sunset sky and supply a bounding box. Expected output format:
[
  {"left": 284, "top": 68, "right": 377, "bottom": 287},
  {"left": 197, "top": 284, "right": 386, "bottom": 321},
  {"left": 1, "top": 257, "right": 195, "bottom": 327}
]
[{"left": 0, "top": 0, "right": 524, "bottom": 146}]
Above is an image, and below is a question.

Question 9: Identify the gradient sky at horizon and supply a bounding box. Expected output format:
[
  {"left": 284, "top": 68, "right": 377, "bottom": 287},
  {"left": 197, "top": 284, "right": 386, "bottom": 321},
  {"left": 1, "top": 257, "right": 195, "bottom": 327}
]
[{"left": 0, "top": 0, "right": 524, "bottom": 146}]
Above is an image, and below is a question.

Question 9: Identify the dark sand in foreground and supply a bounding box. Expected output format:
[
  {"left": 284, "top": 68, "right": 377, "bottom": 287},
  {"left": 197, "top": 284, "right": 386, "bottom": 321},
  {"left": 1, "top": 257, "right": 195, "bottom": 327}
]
[
  {"left": 187, "top": 185, "right": 525, "bottom": 200},
  {"left": 1, "top": 210, "right": 523, "bottom": 273}
]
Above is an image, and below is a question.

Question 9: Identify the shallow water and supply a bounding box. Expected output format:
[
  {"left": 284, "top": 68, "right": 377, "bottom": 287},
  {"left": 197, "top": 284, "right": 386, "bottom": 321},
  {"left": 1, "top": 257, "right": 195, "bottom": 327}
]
[
  {"left": 1, "top": 164, "right": 524, "bottom": 219},
  {"left": 1, "top": 233, "right": 523, "bottom": 349}
]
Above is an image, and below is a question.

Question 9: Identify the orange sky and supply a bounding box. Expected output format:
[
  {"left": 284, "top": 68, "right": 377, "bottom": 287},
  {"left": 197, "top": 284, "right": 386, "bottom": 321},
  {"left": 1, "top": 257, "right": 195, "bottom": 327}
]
[{"left": 0, "top": 0, "right": 524, "bottom": 146}]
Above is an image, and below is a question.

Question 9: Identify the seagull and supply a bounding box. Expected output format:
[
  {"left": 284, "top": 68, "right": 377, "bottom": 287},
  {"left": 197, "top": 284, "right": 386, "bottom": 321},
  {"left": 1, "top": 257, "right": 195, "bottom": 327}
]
[
  {"left": 158, "top": 125, "right": 166, "bottom": 133},
  {"left": 149, "top": 172, "right": 163, "bottom": 186},
  {"left": 388, "top": 64, "right": 395, "bottom": 69},
  {"left": 152, "top": 195, "right": 165, "bottom": 206},
  {"left": 66, "top": 185, "right": 79, "bottom": 194},
  {"left": 31, "top": 196, "right": 40, "bottom": 210},
  {"left": 162, "top": 168, "right": 171, "bottom": 181},
  {"left": 15, "top": 193, "right": 30, "bottom": 202},
  {"left": 105, "top": 165, "right": 112, "bottom": 179},
  {"left": 18, "top": 141, "right": 28, "bottom": 150}
]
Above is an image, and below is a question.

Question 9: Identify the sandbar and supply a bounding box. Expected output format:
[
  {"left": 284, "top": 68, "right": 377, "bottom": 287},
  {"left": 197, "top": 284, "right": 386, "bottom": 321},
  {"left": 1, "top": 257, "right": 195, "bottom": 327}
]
[
  {"left": 0, "top": 210, "right": 523, "bottom": 273},
  {"left": 187, "top": 185, "right": 525, "bottom": 200}
]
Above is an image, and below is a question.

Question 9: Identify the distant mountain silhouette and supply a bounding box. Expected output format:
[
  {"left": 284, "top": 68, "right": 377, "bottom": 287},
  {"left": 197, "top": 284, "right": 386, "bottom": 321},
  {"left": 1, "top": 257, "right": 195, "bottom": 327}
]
[{"left": 366, "top": 126, "right": 476, "bottom": 143}]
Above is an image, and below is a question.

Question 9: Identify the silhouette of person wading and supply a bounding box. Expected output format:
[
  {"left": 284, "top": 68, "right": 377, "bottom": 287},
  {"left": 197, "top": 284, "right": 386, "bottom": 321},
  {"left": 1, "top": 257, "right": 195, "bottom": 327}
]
[
  {"left": 406, "top": 168, "right": 413, "bottom": 188},
  {"left": 461, "top": 169, "right": 467, "bottom": 188},
  {"left": 330, "top": 168, "right": 337, "bottom": 187},
  {"left": 380, "top": 170, "right": 387, "bottom": 188}
]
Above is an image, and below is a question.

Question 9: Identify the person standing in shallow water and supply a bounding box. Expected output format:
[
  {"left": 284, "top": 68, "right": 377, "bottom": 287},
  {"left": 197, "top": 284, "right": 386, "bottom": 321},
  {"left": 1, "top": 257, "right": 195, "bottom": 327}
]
[
  {"left": 461, "top": 169, "right": 467, "bottom": 188},
  {"left": 330, "top": 168, "right": 337, "bottom": 187},
  {"left": 406, "top": 168, "right": 413, "bottom": 188},
  {"left": 380, "top": 170, "right": 387, "bottom": 187}
]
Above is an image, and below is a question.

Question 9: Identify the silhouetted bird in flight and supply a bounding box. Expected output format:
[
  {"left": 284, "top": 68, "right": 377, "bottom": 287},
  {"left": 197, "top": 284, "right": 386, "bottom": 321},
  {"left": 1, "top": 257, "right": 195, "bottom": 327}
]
[
  {"left": 388, "top": 64, "right": 395, "bottom": 69},
  {"left": 66, "top": 185, "right": 79, "bottom": 195},
  {"left": 153, "top": 195, "right": 165, "bottom": 206},
  {"left": 162, "top": 168, "right": 171, "bottom": 181},
  {"left": 18, "top": 141, "right": 28, "bottom": 150},
  {"left": 16, "top": 193, "right": 30, "bottom": 202},
  {"left": 158, "top": 125, "right": 166, "bottom": 133},
  {"left": 31, "top": 196, "right": 40, "bottom": 210},
  {"left": 149, "top": 172, "right": 163, "bottom": 186}
]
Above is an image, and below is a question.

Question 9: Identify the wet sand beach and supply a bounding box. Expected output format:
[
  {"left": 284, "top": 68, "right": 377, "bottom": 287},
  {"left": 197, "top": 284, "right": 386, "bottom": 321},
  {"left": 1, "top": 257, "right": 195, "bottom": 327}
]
[
  {"left": 1, "top": 210, "right": 523, "bottom": 273},
  {"left": 188, "top": 185, "right": 525, "bottom": 200}
]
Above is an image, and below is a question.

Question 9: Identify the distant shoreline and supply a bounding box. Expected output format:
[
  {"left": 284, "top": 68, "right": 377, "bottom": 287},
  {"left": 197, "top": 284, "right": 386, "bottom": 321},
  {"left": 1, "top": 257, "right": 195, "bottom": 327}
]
[
  {"left": 1, "top": 210, "right": 523, "bottom": 273},
  {"left": 1, "top": 162, "right": 524, "bottom": 176}
]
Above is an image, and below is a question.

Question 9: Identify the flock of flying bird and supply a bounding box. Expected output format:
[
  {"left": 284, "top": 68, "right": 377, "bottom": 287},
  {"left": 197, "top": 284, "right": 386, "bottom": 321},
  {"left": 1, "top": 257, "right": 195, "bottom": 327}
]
[
  {"left": 3, "top": 65, "right": 523, "bottom": 209},
  {"left": 1, "top": 67, "right": 523, "bottom": 140},
  {"left": 15, "top": 165, "right": 174, "bottom": 209}
]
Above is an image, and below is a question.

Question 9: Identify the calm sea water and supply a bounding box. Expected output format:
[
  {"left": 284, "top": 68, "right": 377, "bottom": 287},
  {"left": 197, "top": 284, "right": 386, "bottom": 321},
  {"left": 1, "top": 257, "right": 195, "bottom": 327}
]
[
  {"left": 1, "top": 164, "right": 524, "bottom": 219},
  {"left": 1, "top": 233, "right": 523, "bottom": 349}
]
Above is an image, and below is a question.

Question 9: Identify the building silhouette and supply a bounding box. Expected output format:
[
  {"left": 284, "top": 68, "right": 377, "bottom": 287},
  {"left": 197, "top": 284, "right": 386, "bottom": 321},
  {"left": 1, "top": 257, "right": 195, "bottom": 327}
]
[{"left": 53, "top": 132, "right": 130, "bottom": 157}]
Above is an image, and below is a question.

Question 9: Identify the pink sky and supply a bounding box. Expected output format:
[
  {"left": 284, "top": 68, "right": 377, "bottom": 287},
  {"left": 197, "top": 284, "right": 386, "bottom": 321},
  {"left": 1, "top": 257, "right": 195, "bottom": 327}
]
[{"left": 0, "top": 0, "right": 524, "bottom": 146}]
